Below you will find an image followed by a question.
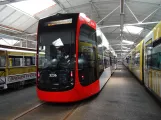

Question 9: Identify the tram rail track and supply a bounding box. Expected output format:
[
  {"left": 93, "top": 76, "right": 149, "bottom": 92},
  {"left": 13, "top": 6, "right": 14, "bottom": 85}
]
[
  {"left": 12, "top": 101, "right": 81, "bottom": 120},
  {"left": 12, "top": 102, "right": 45, "bottom": 120}
]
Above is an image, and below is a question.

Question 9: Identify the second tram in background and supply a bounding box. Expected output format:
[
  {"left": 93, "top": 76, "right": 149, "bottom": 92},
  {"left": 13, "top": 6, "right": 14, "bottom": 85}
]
[
  {"left": 124, "top": 21, "right": 161, "bottom": 102},
  {"left": 0, "top": 47, "right": 36, "bottom": 90},
  {"left": 36, "top": 13, "right": 117, "bottom": 102}
]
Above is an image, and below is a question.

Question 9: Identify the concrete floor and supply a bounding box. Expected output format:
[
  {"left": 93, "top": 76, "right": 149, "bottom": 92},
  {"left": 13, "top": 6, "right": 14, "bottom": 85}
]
[
  {"left": 66, "top": 65, "right": 161, "bottom": 120},
  {"left": 0, "top": 85, "right": 41, "bottom": 120},
  {"left": 1, "top": 65, "right": 161, "bottom": 120}
]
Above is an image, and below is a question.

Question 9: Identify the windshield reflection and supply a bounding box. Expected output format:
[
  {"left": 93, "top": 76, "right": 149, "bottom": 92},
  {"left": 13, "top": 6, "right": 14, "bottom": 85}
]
[{"left": 38, "top": 30, "right": 75, "bottom": 70}]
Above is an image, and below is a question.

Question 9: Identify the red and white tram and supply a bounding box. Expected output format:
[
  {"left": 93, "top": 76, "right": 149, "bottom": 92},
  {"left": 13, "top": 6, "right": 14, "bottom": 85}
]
[{"left": 36, "top": 13, "right": 116, "bottom": 102}]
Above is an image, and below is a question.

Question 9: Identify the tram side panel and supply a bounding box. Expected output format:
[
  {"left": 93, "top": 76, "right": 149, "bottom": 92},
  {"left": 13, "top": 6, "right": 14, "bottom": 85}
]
[
  {"left": 98, "top": 48, "right": 111, "bottom": 89},
  {"left": 130, "top": 41, "right": 143, "bottom": 82},
  {"left": 96, "top": 30, "right": 112, "bottom": 89},
  {"left": 128, "top": 52, "right": 132, "bottom": 71},
  {"left": 151, "top": 22, "right": 161, "bottom": 98},
  {"left": 143, "top": 31, "right": 153, "bottom": 88},
  {"left": 143, "top": 22, "right": 161, "bottom": 99}
]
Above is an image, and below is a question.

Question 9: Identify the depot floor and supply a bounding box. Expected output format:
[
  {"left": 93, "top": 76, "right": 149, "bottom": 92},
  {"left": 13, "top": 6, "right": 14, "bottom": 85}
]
[
  {"left": 66, "top": 65, "right": 161, "bottom": 120},
  {"left": 1, "top": 65, "right": 161, "bottom": 120}
]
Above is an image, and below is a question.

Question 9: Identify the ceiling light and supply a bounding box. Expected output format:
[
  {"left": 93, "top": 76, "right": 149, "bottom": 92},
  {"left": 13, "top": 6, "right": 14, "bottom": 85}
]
[
  {"left": 123, "top": 25, "right": 143, "bottom": 34},
  {"left": 122, "top": 40, "right": 134, "bottom": 45},
  {"left": 115, "top": 50, "right": 130, "bottom": 52},
  {"left": 122, "top": 46, "right": 130, "bottom": 49}
]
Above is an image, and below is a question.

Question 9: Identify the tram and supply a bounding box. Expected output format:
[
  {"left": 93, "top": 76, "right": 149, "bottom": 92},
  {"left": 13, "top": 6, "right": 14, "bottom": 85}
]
[
  {"left": 124, "top": 21, "right": 161, "bottom": 101},
  {"left": 0, "top": 47, "right": 36, "bottom": 90},
  {"left": 36, "top": 13, "right": 116, "bottom": 102}
]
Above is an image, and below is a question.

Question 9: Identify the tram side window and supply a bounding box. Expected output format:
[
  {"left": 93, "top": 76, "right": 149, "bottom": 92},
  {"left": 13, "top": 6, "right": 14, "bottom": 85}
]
[
  {"left": 38, "top": 56, "right": 45, "bottom": 67},
  {"left": 98, "top": 46, "right": 104, "bottom": 75},
  {"left": 114, "top": 57, "right": 117, "bottom": 64},
  {"left": 151, "top": 53, "right": 161, "bottom": 70},
  {"left": 9, "top": 56, "right": 23, "bottom": 67},
  {"left": 32, "top": 57, "right": 36, "bottom": 65},
  {"left": 110, "top": 57, "right": 114, "bottom": 66},
  {"left": 126, "top": 57, "right": 129, "bottom": 64},
  {"left": 147, "top": 55, "right": 151, "bottom": 68},
  {"left": 159, "top": 53, "right": 161, "bottom": 69},
  {"left": 104, "top": 57, "right": 110, "bottom": 68},
  {"left": 151, "top": 53, "right": 157, "bottom": 69},
  {"left": 132, "top": 54, "right": 135, "bottom": 65},
  {"left": 104, "top": 50, "right": 110, "bottom": 68},
  {"left": 134, "top": 57, "right": 140, "bottom": 66},
  {"left": 0, "top": 56, "right": 6, "bottom": 67},
  {"left": 25, "top": 57, "right": 31, "bottom": 66},
  {"left": 24, "top": 56, "right": 36, "bottom": 66}
]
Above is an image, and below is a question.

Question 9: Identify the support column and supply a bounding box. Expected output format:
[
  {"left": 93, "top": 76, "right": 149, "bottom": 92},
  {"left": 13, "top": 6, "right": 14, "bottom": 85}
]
[{"left": 120, "top": 0, "right": 125, "bottom": 60}]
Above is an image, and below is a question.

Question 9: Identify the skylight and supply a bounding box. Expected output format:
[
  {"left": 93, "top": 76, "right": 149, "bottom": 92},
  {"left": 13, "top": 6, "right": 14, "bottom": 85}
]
[
  {"left": 9, "top": 0, "right": 56, "bottom": 16},
  {"left": 0, "top": 38, "right": 19, "bottom": 46},
  {"left": 123, "top": 26, "right": 143, "bottom": 34}
]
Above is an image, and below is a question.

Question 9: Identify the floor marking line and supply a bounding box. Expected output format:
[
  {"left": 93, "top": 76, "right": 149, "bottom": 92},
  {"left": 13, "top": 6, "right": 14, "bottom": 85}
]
[{"left": 12, "top": 102, "right": 45, "bottom": 120}]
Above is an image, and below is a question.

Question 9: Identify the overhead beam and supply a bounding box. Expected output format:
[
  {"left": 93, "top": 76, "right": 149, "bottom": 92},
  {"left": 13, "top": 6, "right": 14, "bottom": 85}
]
[
  {"left": 54, "top": 0, "right": 67, "bottom": 13},
  {"left": 97, "top": 5, "right": 120, "bottom": 24},
  {"left": 0, "top": 0, "right": 26, "bottom": 5},
  {"left": 125, "top": 3, "right": 140, "bottom": 23},
  {"left": 7, "top": 4, "right": 40, "bottom": 20},
  {"left": 120, "top": 0, "right": 124, "bottom": 33},
  {"left": 114, "top": 50, "right": 131, "bottom": 51},
  {"left": 98, "top": 21, "right": 159, "bottom": 29},
  {"left": 90, "top": 1, "right": 100, "bottom": 18},
  {"left": 141, "top": 6, "right": 161, "bottom": 22},
  {"left": 65, "top": 0, "right": 75, "bottom": 12},
  {"left": 110, "top": 44, "right": 136, "bottom": 46},
  {"left": 120, "top": 0, "right": 125, "bottom": 59},
  {"left": 126, "top": 0, "right": 160, "bottom": 6}
]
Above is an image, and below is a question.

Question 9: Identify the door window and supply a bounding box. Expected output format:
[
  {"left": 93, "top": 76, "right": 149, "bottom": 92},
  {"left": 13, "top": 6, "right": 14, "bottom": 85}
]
[{"left": 78, "top": 24, "right": 97, "bottom": 86}]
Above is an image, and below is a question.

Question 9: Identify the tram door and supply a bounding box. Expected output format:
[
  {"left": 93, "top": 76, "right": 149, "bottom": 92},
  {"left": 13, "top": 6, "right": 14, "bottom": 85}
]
[
  {"left": 144, "top": 40, "right": 152, "bottom": 88},
  {"left": 79, "top": 44, "right": 97, "bottom": 85},
  {"left": 78, "top": 24, "right": 97, "bottom": 86}
]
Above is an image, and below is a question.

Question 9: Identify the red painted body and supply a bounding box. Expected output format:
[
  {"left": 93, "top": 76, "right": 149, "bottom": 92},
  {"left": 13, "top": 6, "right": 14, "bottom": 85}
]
[
  {"left": 37, "top": 13, "right": 100, "bottom": 102},
  {"left": 37, "top": 80, "right": 99, "bottom": 102}
]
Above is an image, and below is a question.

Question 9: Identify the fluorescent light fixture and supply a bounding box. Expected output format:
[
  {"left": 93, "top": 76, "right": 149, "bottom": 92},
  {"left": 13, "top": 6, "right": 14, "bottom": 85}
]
[
  {"left": 52, "top": 38, "right": 64, "bottom": 47},
  {"left": 122, "top": 40, "right": 134, "bottom": 45},
  {"left": 122, "top": 46, "right": 130, "bottom": 49},
  {"left": 115, "top": 50, "right": 130, "bottom": 52},
  {"left": 123, "top": 25, "right": 143, "bottom": 34},
  {"left": 9, "top": 0, "right": 56, "bottom": 16}
]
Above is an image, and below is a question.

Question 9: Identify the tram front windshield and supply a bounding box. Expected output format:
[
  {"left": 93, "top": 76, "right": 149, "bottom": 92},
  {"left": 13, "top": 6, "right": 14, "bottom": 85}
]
[{"left": 38, "top": 29, "right": 75, "bottom": 70}]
